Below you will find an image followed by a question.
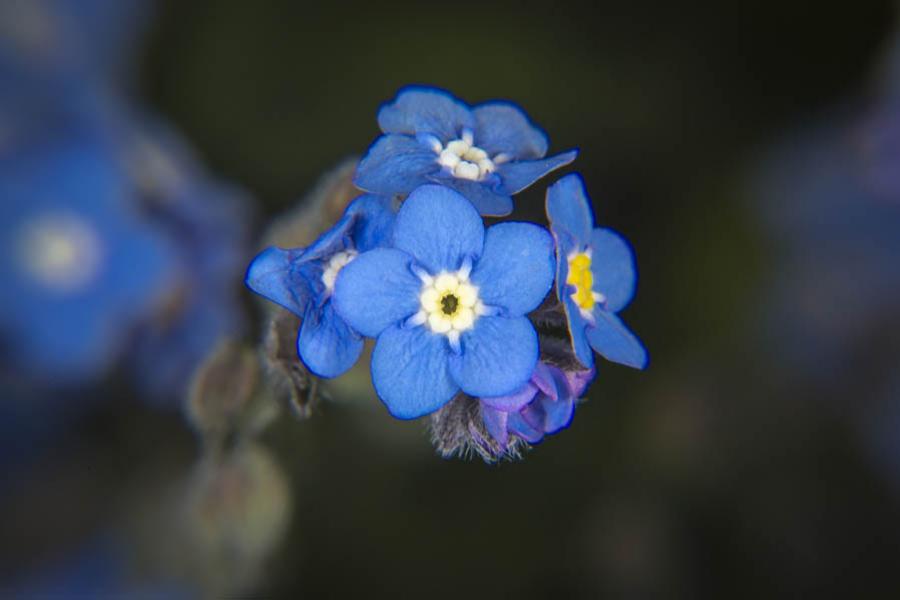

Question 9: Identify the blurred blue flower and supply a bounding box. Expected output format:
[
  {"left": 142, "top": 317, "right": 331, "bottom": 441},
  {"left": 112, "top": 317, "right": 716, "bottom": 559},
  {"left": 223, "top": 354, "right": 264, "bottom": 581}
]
[
  {"left": 124, "top": 118, "right": 255, "bottom": 402},
  {"left": 480, "top": 362, "right": 594, "bottom": 448},
  {"left": 332, "top": 184, "right": 555, "bottom": 419},
  {"left": 355, "top": 86, "right": 577, "bottom": 216},
  {"left": 246, "top": 194, "right": 395, "bottom": 378},
  {"left": 0, "top": 125, "right": 175, "bottom": 383},
  {"left": 751, "top": 114, "right": 900, "bottom": 377},
  {"left": 546, "top": 174, "right": 647, "bottom": 370}
]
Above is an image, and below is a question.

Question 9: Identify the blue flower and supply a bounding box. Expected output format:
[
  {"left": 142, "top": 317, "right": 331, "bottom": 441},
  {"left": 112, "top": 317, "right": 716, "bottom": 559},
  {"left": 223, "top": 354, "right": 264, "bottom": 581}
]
[
  {"left": 125, "top": 119, "right": 255, "bottom": 402},
  {"left": 0, "top": 126, "right": 175, "bottom": 383},
  {"left": 546, "top": 174, "right": 647, "bottom": 370},
  {"left": 354, "top": 86, "right": 578, "bottom": 216},
  {"left": 245, "top": 194, "right": 395, "bottom": 378},
  {"left": 332, "top": 184, "right": 556, "bottom": 419},
  {"left": 480, "top": 362, "right": 595, "bottom": 448}
]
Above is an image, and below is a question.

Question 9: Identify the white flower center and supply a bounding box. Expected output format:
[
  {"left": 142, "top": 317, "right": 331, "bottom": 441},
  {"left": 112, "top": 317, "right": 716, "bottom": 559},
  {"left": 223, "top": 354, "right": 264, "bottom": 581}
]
[
  {"left": 17, "top": 212, "right": 104, "bottom": 293},
  {"left": 409, "top": 265, "right": 488, "bottom": 351},
  {"left": 321, "top": 249, "right": 357, "bottom": 293},
  {"left": 428, "top": 129, "right": 508, "bottom": 182}
]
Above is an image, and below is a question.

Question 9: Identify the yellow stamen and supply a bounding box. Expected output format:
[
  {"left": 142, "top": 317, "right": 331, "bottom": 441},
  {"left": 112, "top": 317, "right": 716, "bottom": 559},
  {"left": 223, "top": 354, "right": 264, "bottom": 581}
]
[{"left": 567, "top": 252, "right": 596, "bottom": 311}]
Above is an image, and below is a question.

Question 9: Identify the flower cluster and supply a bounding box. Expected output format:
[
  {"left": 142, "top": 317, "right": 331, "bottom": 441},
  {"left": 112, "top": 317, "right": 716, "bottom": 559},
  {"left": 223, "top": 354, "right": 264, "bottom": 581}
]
[{"left": 246, "top": 87, "right": 647, "bottom": 461}]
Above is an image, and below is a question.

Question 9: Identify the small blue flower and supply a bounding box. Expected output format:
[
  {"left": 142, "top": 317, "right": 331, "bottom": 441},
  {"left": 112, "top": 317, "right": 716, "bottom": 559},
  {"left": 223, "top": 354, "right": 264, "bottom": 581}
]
[
  {"left": 0, "top": 126, "right": 175, "bottom": 383},
  {"left": 126, "top": 119, "right": 255, "bottom": 402},
  {"left": 480, "top": 362, "right": 595, "bottom": 448},
  {"left": 245, "top": 194, "right": 395, "bottom": 378},
  {"left": 332, "top": 184, "right": 556, "bottom": 419},
  {"left": 355, "top": 86, "right": 578, "bottom": 216},
  {"left": 546, "top": 174, "right": 648, "bottom": 370}
]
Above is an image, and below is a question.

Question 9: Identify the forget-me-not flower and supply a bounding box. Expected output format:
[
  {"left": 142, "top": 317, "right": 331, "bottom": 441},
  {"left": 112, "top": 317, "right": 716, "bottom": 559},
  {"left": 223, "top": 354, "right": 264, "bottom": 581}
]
[
  {"left": 480, "top": 362, "right": 594, "bottom": 449},
  {"left": 355, "top": 86, "right": 578, "bottom": 216},
  {"left": 332, "top": 184, "right": 556, "bottom": 419},
  {"left": 245, "top": 194, "right": 395, "bottom": 378},
  {"left": 546, "top": 174, "right": 647, "bottom": 370},
  {"left": 0, "top": 127, "right": 175, "bottom": 382}
]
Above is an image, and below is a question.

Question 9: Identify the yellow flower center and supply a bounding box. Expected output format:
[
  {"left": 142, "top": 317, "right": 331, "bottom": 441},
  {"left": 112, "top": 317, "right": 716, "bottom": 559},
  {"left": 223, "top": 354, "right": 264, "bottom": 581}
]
[
  {"left": 410, "top": 267, "right": 489, "bottom": 351},
  {"left": 566, "top": 251, "right": 605, "bottom": 316}
]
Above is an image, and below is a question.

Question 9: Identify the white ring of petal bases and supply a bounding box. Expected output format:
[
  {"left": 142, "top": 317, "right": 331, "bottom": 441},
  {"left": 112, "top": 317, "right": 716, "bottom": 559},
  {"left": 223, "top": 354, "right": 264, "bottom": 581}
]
[
  {"left": 17, "top": 212, "right": 104, "bottom": 293},
  {"left": 425, "top": 129, "right": 510, "bottom": 182},
  {"left": 322, "top": 250, "right": 357, "bottom": 294},
  {"left": 408, "top": 263, "right": 489, "bottom": 352}
]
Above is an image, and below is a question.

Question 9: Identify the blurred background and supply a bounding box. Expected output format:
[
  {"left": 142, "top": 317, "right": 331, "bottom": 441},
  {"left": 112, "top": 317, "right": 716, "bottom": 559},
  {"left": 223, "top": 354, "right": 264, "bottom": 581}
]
[{"left": 2, "top": 0, "right": 900, "bottom": 597}]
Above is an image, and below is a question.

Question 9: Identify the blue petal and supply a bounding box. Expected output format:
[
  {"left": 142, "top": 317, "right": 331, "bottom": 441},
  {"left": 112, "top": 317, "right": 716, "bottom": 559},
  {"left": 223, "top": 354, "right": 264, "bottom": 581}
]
[
  {"left": 546, "top": 173, "right": 595, "bottom": 245},
  {"left": 297, "top": 301, "right": 363, "bottom": 378},
  {"left": 473, "top": 102, "right": 548, "bottom": 160},
  {"left": 448, "top": 316, "right": 538, "bottom": 397},
  {"left": 377, "top": 86, "right": 475, "bottom": 142},
  {"left": 354, "top": 134, "right": 439, "bottom": 195},
  {"left": 470, "top": 222, "right": 555, "bottom": 317},
  {"left": 392, "top": 184, "right": 484, "bottom": 273},
  {"left": 552, "top": 226, "right": 579, "bottom": 300},
  {"left": 331, "top": 248, "right": 421, "bottom": 338},
  {"left": 432, "top": 175, "right": 513, "bottom": 217},
  {"left": 371, "top": 324, "right": 457, "bottom": 419},
  {"left": 245, "top": 246, "right": 312, "bottom": 317},
  {"left": 344, "top": 194, "right": 396, "bottom": 252},
  {"left": 564, "top": 297, "right": 595, "bottom": 369},
  {"left": 507, "top": 408, "right": 544, "bottom": 443},
  {"left": 480, "top": 404, "right": 510, "bottom": 448},
  {"left": 585, "top": 310, "right": 648, "bottom": 369},
  {"left": 300, "top": 213, "right": 353, "bottom": 264},
  {"left": 543, "top": 397, "right": 576, "bottom": 434},
  {"left": 498, "top": 150, "right": 578, "bottom": 195},
  {"left": 590, "top": 228, "right": 637, "bottom": 313},
  {"left": 480, "top": 381, "right": 538, "bottom": 411}
]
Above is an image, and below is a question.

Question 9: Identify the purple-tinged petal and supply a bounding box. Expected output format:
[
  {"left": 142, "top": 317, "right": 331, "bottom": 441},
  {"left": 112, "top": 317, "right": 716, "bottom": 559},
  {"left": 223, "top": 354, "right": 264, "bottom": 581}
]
[
  {"left": 508, "top": 407, "right": 544, "bottom": 443},
  {"left": 432, "top": 176, "right": 513, "bottom": 217},
  {"left": 543, "top": 396, "right": 576, "bottom": 434},
  {"left": 297, "top": 301, "right": 363, "bottom": 378},
  {"left": 590, "top": 228, "right": 637, "bottom": 313},
  {"left": 564, "top": 368, "right": 596, "bottom": 398},
  {"left": 331, "top": 248, "right": 421, "bottom": 338},
  {"left": 371, "top": 324, "right": 457, "bottom": 419},
  {"left": 392, "top": 184, "right": 484, "bottom": 273},
  {"left": 585, "top": 310, "right": 648, "bottom": 369},
  {"left": 377, "top": 86, "right": 474, "bottom": 142},
  {"left": 480, "top": 381, "right": 539, "bottom": 411},
  {"left": 469, "top": 222, "right": 555, "bottom": 317},
  {"left": 448, "top": 316, "right": 538, "bottom": 398},
  {"left": 546, "top": 173, "right": 594, "bottom": 246},
  {"left": 499, "top": 150, "right": 578, "bottom": 195},
  {"left": 473, "top": 102, "right": 548, "bottom": 160},
  {"left": 354, "top": 134, "right": 439, "bottom": 195},
  {"left": 481, "top": 403, "right": 510, "bottom": 448},
  {"left": 531, "top": 362, "right": 560, "bottom": 401},
  {"left": 244, "top": 246, "right": 312, "bottom": 317}
]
